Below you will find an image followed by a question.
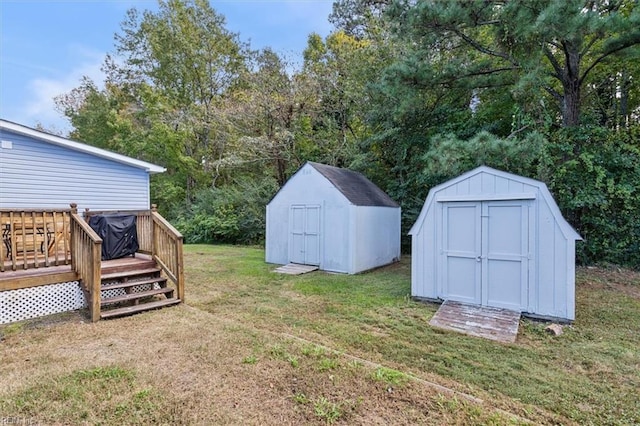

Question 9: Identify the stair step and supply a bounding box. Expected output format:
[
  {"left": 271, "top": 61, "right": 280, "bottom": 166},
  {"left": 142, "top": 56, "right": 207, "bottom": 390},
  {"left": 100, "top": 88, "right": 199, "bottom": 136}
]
[
  {"left": 101, "top": 276, "right": 167, "bottom": 291},
  {"left": 100, "top": 298, "right": 181, "bottom": 319},
  {"left": 101, "top": 267, "right": 161, "bottom": 281},
  {"left": 101, "top": 287, "right": 175, "bottom": 306}
]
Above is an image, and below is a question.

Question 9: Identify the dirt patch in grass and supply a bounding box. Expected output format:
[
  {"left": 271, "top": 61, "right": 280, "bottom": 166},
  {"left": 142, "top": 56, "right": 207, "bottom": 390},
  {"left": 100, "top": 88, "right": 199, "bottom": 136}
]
[
  {"left": 0, "top": 306, "right": 532, "bottom": 425},
  {"left": 577, "top": 266, "right": 640, "bottom": 300}
]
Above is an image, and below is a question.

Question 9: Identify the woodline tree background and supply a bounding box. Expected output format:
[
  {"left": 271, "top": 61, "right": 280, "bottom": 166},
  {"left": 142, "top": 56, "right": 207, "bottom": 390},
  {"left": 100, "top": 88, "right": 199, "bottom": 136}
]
[{"left": 54, "top": 0, "right": 640, "bottom": 267}]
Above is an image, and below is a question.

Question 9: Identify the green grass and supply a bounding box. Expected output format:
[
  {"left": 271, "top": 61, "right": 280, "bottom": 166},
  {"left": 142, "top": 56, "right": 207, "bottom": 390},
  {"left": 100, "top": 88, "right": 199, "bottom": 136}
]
[
  {"left": 186, "top": 244, "right": 640, "bottom": 425},
  {"left": 0, "top": 367, "right": 167, "bottom": 425},
  {"left": 2, "top": 244, "right": 636, "bottom": 424},
  {"left": 313, "top": 396, "right": 343, "bottom": 424},
  {"left": 371, "top": 367, "right": 409, "bottom": 386}
]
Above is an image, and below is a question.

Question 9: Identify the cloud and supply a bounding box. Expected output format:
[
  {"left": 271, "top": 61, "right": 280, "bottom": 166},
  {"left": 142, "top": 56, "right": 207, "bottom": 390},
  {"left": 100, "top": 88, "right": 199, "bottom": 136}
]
[{"left": 22, "top": 46, "right": 106, "bottom": 134}]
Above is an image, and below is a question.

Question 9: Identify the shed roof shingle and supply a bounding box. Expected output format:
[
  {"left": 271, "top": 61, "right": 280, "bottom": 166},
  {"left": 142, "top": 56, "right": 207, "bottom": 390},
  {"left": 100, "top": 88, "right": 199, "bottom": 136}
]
[{"left": 309, "top": 162, "right": 399, "bottom": 207}]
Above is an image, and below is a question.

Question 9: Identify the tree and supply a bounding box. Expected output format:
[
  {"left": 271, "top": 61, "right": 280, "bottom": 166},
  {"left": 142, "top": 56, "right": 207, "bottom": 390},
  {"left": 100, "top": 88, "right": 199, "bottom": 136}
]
[
  {"left": 108, "top": 0, "right": 248, "bottom": 193},
  {"left": 301, "top": 31, "right": 373, "bottom": 166},
  {"left": 214, "top": 48, "right": 300, "bottom": 186},
  {"left": 56, "top": 0, "right": 251, "bottom": 213},
  {"left": 55, "top": 77, "right": 118, "bottom": 149},
  {"left": 329, "top": 0, "right": 393, "bottom": 40},
  {"left": 391, "top": 0, "right": 640, "bottom": 128}
]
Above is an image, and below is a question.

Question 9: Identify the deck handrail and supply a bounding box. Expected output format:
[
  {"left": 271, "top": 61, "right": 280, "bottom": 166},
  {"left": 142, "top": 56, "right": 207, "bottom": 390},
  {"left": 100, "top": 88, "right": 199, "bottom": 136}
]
[
  {"left": 151, "top": 205, "right": 185, "bottom": 302},
  {"left": 69, "top": 204, "right": 102, "bottom": 322}
]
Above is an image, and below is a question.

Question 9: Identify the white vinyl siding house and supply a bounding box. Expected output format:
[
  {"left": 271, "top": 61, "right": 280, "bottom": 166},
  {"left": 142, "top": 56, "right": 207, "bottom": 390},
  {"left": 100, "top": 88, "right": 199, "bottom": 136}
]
[
  {"left": 0, "top": 120, "right": 164, "bottom": 211},
  {"left": 409, "top": 166, "right": 581, "bottom": 322},
  {"left": 266, "top": 162, "right": 401, "bottom": 275}
]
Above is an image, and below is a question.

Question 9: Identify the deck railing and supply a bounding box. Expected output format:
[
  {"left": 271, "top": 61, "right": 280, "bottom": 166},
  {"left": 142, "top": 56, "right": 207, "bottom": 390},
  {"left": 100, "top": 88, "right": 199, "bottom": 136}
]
[
  {"left": 151, "top": 205, "right": 185, "bottom": 302},
  {"left": 70, "top": 204, "right": 102, "bottom": 322},
  {"left": 84, "top": 205, "right": 185, "bottom": 303},
  {"left": 0, "top": 209, "right": 71, "bottom": 272},
  {"left": 2, "top": 204, "right": 184, "bottom": 321}
]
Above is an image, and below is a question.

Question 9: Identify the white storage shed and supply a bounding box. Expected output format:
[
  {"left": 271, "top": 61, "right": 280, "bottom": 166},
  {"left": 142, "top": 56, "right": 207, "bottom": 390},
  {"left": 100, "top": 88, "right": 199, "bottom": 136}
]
[
  {"left": 266, "top": 162, "right": 401, "bottom": 274},
  {"left": 409, "top": 166, "right": 581, "bottom": 321}
]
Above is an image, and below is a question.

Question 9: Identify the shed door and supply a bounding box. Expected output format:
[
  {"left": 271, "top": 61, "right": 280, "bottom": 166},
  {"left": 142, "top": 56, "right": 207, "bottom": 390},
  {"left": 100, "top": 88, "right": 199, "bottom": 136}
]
[
  {"left": 289, "top": 205, "right": 321, "bottom": 266},
  {"left": 442, "top": 203, "right": 482, "bottom": 304},
  {"left": 442, "top": 201, "right": 528, "bottom": 311}
]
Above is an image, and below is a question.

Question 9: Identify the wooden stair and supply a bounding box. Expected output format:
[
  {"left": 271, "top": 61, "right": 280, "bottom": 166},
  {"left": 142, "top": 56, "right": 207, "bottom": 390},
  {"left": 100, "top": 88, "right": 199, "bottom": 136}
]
[{"left": 98, "top": 256, "right": 180, "bottom": 320}]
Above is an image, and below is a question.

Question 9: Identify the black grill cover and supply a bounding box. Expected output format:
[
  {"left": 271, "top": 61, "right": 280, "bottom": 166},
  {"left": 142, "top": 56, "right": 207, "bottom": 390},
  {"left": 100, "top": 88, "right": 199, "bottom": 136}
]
[{"left": 89, "top": 214, "right": 139, "bottom": 261}]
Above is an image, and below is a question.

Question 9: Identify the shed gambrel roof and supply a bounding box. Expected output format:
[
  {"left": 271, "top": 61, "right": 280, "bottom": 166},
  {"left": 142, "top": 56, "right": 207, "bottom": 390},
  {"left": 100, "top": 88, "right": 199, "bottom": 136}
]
[
  {"left": 308, "top": 162, "right": 399, "bottom": 207},
  {"left": 409, "top": 165, "right": 581, "bottom": 240},
  {"left": 0, "top": 119, "right": 165, "bottom": 174}
]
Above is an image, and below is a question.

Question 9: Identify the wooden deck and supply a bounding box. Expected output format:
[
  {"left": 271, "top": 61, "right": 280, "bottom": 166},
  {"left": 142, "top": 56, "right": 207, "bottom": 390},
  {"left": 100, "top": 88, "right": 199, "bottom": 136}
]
[
  {"left": 429, "top": 300, "right": 521, "bottom": 343},
  {"left": 0, "top": 254, "right": 154, "bottom": 291},
  {"left": 1, "top": 206, "right": 184, "bottom": 322}
]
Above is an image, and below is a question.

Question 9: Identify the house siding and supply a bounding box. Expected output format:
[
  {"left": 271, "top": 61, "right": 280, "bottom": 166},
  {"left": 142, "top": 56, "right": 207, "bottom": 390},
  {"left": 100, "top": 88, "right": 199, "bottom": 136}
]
[{"left": 0, "top": 129, "right": 151, "bottom": 211}]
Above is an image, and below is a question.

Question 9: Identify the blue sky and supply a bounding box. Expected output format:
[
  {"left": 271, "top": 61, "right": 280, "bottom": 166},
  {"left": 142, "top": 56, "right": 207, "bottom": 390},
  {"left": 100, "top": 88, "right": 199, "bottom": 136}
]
[{"left": 0, "top": 0, "right": 334, "bottom": 134}]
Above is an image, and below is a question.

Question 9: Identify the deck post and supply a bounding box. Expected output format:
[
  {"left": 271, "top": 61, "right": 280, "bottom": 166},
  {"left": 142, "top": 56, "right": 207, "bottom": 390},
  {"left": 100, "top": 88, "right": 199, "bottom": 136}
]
[
  {"left": 70, "top": 202, "right": 102, "bottom": 322},
  {"left": 151, "top": 204, "right": 158, "bottom": 259},
  {"left": 91, "top": 240, "right": 102, "bottom": 322},
  {"left": 69, "top": 203, "right": 77, "bottom": 271},
  {"left": 176, "top": 233, "right": 185, "bottom": 302}
]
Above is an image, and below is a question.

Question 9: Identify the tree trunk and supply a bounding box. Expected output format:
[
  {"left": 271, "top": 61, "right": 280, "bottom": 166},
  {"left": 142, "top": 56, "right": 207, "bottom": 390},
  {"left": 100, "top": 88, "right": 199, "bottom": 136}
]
[
  {"left": 562, "top": 43, "right": 581, "bottom": 127},
  {"left": 562, "top": 85, "right": 580, "bottom": 127},
  {"left": 619, "top": 70, "right": 630, "bottom": 129},
  {"left": 275, "top": 157, "right": 287, "bottom": 187}
]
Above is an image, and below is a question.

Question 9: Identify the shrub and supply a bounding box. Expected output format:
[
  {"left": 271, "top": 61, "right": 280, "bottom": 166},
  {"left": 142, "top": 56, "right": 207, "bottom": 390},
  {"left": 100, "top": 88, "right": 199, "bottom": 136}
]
[
  {"left": 174, "top": 177, "right": 278, "bottom": 244},
  {"left": 539, "top": 126, "right": 640, "bottom": 268}
]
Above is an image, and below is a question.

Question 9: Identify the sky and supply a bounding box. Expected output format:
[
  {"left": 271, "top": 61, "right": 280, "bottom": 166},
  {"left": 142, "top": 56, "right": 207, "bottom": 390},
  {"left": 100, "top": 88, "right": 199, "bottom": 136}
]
[{"left": 0, "top": 0, "right": 335, "bottom": 134}]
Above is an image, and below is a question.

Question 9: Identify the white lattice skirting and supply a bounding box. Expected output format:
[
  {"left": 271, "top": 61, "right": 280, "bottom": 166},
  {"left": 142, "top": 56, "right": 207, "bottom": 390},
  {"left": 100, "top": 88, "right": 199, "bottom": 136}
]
[
  {"left": 0, "top": 281, "right": 162, "bottom": 324},
  {"left": 0, "top": 281, "right": 86, "bottom": 324}
]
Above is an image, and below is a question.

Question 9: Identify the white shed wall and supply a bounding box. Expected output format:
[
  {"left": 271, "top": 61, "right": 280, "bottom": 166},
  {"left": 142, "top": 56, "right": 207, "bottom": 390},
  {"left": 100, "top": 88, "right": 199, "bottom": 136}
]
[
  {"left": 0, "top": 130, "right": 151, "bottom": 211},
  {"left": 534, "top": 199, "right": 576, "bottom": 320},
  {"left": 353, "top": 206, "right": 401, "bottom": 274},
  {"left": 324, "top": 204, "right": 351, "bottom": 273},
  {"left": 411, "top": 202, "right": 437, "bottom": 299}
]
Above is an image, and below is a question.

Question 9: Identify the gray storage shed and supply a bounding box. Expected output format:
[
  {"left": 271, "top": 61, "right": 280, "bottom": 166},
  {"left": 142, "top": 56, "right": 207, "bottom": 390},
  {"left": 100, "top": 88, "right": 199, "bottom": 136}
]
[
  {"left": 409, "top": 166, "right": 581, "bottom": 321},
  {"left": 266, "top": 162, "right": 401, "bottom": 274}
]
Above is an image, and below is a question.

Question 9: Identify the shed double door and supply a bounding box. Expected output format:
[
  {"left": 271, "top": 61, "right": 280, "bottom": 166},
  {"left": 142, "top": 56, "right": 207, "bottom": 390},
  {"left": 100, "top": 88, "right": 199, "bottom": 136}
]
[
  {"left": 289, "top": 205, "right": 321, "bottom": 266},
  {"left": 441, "top": 201, "right": 529, "bottom": 311}
]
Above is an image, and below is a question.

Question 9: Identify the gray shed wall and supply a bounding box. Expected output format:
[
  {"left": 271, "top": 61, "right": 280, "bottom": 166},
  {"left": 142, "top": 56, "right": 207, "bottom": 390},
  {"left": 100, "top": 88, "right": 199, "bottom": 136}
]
[
  {"left": 266, "top": 164, "right": 352, "bottom": 273},
  {"left": 353, "top": 206, "right": 401, "bottom": 273}
]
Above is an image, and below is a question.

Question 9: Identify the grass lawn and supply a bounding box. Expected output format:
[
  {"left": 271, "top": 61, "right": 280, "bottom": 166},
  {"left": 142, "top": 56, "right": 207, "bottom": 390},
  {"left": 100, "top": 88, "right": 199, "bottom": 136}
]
[{"left": 1, "top": 244, "right": 639, "bottom": 425}]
